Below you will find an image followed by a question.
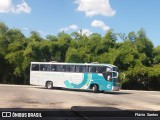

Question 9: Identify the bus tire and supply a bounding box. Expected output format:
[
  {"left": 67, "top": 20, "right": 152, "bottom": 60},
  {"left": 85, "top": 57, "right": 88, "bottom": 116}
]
[
  {"left": 92, "top": 85, "right": 98, "bottom": 92},
  {"left": 46, "top": 81, "right": 53, "bottom": 89}
]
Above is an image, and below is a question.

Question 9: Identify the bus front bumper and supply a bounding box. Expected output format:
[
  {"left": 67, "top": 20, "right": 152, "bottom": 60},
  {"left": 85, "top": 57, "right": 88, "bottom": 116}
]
[{"left": 112, "top": 86, "right": 120, "bottom": 91}]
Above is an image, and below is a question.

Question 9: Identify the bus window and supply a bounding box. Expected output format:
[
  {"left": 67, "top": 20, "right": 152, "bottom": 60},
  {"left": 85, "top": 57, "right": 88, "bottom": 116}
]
[
  {"left": 89, "top": 66, "right": 96, "bottom": 73},
  {"left": 51, "top": 64, "right": 56, "bottom": 71},
  {"left": 75, "top": 66, "right": 87, "bottom": 73},
  {"left": 40, "top": 64, "right": 45, "bottom": 71},
  {"left": 56, "top": 65, "right": 63, "bottom": 72},
  {"left": 99, "top": 66, "right": 112, "bottom": 73},
  {"left": 46, "top": 64, "right": 51, "bottom": 71},
  {"left": 70, "top": 65, "right": 75, "bottom": 72},
  {"left": 103, "top": 72, "right": 112, "bottom": 82},
  {"left": 40, "top": 64, "right": 51, "bottom": 71},
  {"left": 63, "top": 65, "right": 68, "bottom": 72},
  {"left": 63, "top": 65, "right": 67, "bottom": 72},
  {"left": 89, "top": 66, "right": 102, "bottom": 73},
  {"left": 106, "top": 67, "right": 112, "bottom": 71},
  {"left": 32, "top": 64, "right": 39, "bottom": 71},
  {"left": 51, "top": 65, "right": 63, "bottom": 72},
  {"left": 63, "top": 65, "right": 74, "bottom": 72},
  {"left": 63, "top": 65, "right": 75, "bottom": 72}
]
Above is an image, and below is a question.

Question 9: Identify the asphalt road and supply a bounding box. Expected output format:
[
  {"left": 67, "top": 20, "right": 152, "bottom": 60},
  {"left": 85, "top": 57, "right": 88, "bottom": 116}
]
[{"left": 0, "top": 84, "right": 160, "bottom": 119}]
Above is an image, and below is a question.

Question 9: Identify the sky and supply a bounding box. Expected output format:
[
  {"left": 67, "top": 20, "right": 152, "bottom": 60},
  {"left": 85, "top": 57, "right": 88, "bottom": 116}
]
[{"left": 0, "top": 0, "right": 160, "bottom": 46}]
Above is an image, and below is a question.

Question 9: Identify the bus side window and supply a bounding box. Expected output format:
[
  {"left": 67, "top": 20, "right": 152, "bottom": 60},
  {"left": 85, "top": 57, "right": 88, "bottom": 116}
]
[
  {"left": 75, "top": 66, "right": 87, "bottom": 73},
  {"left": 51, "top": 64, "right": 56, "bottom": 71},
  {"left": 89, "top": 66, "right": 97, "bottom": 73},
  {"left": 40, "top": 64, "right": 51, "bottom": 71},
  {"left": 96, "top": 66, "right": 103, "bottom": 73},
  {"left": 100, "top": 66, "right": 112, "bottom": 73},
  {"left": 70, "top": 65, "right": 75, "bottom": 72},
  {"left": 63, "top": 65, "right": 67, "bottom": 72},
  {"left": 75, "top": 66, "right": 80, "bottom": 72},
  {"left": 45, "top": 64, "right": 51, "bottom": 71},
  {"left": 51, "top": 65, "right": 62, "bottom": 72},
  {"left": 63, "top": 65, "right": 74, "bottom": 72},
  {"left": 56, "top": 65, "right": 63, "bottom": 72},
  {"left": 32, "top": 64, "right": 39, "bottom": 71},
  {"left": 40, "top": 64, "right": 46, "bottom": 71},
  {"left": 82, "top": 66, "right": 88, "bottom": 72}
]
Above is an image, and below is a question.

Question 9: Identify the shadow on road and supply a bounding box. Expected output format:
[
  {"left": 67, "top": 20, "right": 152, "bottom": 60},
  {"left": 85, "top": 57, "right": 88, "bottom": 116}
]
[
  {"left": 72, "top": 106, "right": 122, "bottom": 111},
  {"left": 36, "top": 87, "right": 132, "bottom": 95},
  {"left": 71, "top": 106, "right": 159, "bottom": 120},
  {"left": 37, "top": 87, "right": 95, "bottom": 93},
  {"left": 103, "top": 91, "right": 132, "bottom": 95}
]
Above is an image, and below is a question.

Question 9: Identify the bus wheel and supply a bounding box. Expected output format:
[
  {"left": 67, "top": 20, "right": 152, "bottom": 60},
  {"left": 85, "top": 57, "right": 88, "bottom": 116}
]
[
  {"left": 46, "top": 81, "right": 53, "bottom": 89},
  {"left": 92, "top": 85, "right": 98, "bottom": 92}
]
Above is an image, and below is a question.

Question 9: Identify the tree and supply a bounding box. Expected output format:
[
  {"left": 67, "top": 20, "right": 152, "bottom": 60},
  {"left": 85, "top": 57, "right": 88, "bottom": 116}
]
[
  {"left": 0, "top": 22, "right": 8, "bottom": 34},
  {"left": 117, "top": 33, "right": 127, "bottom": 41},
  {"left": 0, "top": 22, "right": 9, "bottom": 53},
  {"left": 89, "top": 33, "right": 102, "bottom": 54},
  {"left": 65, "top": 47, "right": 81, "bottom": 62},
  {"left": 29, "top": 31, "right": 43, "bottom": 42},
  {"left": 46, "top": 35, "right": 58, "bottom": 42},
  {"left": 70, "top": 31, "right": 82, "bottom": 40},
  {"left": 153, "top": 45, "right": 160, "bottom": 64},
  {"left": 135, "top": 28, "right": 154, "bottom": 66},
  {"left": 128, "top": 31, "right": 136, "bottom": 42},
  {"left": 97, "top": 30, "right": 117, "bottom": 54},
  {"left": 114, "top": 41, "right": 136, "bottom": 70}
]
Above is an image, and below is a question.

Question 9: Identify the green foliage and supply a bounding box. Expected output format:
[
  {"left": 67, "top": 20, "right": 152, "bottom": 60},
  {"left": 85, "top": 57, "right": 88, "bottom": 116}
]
[
  {"left": 0, "top": 22, "right": 8, "bottom": 34},
  {"left": 65, "top": 47, "right": 81, "bottom": 62},
  {"left": 135, "top": 28, "right": 154, "bottom": 66},
  {"left": 121, "top": 65, "right": 160, "bottom": 90},
  {"left": 128, "top": 31, "right": 136, "bottom": 42},
  {"left": 153, "top": 45, "right": 160, "bottom": 64},
  {"left": 0, "top": 22, "right": 160, "bottom": 90},
  {"left": 46, "top": 35, "right": 58, "bottom": 42}
]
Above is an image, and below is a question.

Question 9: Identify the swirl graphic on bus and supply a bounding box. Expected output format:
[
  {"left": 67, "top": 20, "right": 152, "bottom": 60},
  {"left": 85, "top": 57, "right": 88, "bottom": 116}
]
[{"left": 64, "top": 73, "right": 91, "bottom": 89}]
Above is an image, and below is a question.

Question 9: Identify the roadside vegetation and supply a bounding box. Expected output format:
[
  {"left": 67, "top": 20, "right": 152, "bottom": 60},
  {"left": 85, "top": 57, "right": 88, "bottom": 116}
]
[{"left": 0, "top": 22, "right": 160, "bottom": 90}]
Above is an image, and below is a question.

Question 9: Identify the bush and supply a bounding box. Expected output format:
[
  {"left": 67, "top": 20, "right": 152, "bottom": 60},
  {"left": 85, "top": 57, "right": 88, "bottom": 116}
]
[{"left": 121, "top": 65, "right": 160, "bottom": 91}]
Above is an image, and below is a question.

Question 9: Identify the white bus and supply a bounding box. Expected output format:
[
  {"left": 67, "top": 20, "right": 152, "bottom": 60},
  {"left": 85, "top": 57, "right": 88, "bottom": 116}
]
[{"left": 30, "top": 62, "right": 120, "bottom": 92}]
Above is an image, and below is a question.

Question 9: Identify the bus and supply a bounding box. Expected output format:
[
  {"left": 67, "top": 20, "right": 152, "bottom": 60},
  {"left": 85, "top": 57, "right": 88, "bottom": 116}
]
[{"left": 30, "top": 62, "right": 120, "bottom": 92}]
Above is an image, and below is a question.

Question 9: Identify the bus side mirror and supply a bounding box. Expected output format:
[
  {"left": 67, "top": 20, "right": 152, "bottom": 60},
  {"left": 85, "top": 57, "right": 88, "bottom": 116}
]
[{"left": 112, "top": 72, "right": 118, "bottom": 78}]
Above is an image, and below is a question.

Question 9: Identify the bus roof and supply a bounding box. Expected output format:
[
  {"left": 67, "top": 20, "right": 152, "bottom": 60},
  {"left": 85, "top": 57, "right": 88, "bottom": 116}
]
[{"left": 31, "top": 62, "right": 117, "bottom": 68}]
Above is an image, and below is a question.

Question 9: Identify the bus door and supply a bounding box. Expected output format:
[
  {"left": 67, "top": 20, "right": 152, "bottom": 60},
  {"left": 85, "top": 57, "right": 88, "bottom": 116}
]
[
  {"left": 101, "top": 71, "right": 118, "bottom": 90},
  {"left": 104, "top": 71, "right": 118, "bottom": 81}
]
